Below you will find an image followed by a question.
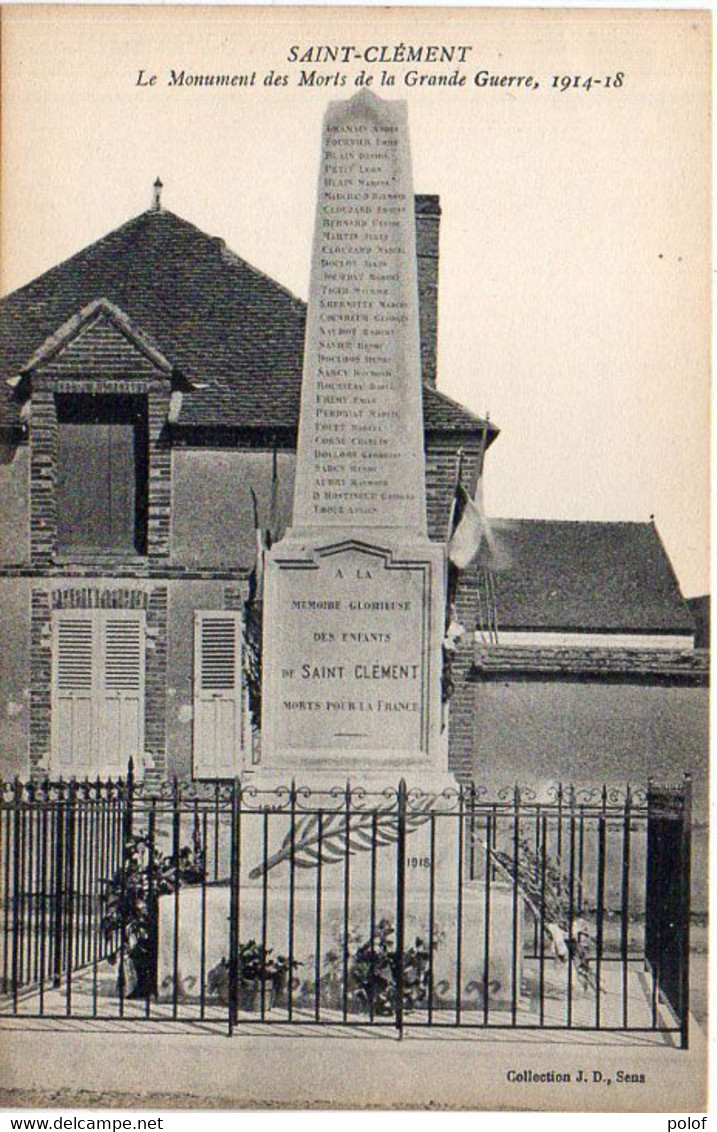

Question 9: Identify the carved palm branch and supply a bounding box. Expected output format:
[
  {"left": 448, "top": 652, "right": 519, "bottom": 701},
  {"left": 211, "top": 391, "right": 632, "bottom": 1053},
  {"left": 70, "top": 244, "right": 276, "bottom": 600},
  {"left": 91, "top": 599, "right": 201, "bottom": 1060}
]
[{"left": 249, "top": 798, "right": 436, "bottom": 880}]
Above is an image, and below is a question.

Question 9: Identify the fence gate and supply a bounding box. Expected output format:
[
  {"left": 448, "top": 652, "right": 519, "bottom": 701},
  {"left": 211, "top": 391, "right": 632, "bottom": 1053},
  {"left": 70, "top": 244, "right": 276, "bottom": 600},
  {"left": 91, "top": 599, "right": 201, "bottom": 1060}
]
[{"left": 645, "top": 777, "right": 692, "bottom": 1048}]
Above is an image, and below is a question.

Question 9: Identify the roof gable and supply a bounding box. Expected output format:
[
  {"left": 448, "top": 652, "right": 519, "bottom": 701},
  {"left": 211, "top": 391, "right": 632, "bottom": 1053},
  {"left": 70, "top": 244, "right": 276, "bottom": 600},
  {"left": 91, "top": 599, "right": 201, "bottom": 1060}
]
[{"left": 16, "top": 299, "right": 173, "bottom": 381}]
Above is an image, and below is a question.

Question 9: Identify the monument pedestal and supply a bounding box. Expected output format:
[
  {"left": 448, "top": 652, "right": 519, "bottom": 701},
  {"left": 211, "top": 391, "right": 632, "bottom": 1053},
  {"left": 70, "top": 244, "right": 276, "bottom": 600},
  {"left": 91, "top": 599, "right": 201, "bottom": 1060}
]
[
  {"left": 158, "top": 882, "right": 521, "bottom": 1013},
  {"left": 260, "top": 530, "right": 448, "bottom": 786}
]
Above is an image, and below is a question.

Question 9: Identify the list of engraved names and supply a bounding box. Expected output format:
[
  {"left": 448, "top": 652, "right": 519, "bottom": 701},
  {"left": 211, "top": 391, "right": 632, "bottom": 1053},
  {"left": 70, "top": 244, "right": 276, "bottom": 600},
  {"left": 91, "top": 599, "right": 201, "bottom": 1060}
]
[{"left": 309, "top": 113, "right": 420, "bottom": 525}]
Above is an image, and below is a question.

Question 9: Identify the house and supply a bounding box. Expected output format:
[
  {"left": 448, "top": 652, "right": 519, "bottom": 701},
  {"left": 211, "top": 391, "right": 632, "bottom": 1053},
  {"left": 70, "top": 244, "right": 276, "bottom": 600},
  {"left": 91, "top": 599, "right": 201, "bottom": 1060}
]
[
  {"left": 0, "top": 188, "right": 706, "bottom": 806},
  {"left": 468, "top": 518, "right": 707, "bottom": 783},
  {"left": 0, "top": 190, "right": 495, "bottom": 784},
  {"left": 468, "top": 518, "right": 709, "bottom": 911}
]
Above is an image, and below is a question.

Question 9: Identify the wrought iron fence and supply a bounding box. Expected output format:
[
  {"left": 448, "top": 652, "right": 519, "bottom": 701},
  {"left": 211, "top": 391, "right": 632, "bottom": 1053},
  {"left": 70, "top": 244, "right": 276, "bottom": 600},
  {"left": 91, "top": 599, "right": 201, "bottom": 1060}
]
[{"left": 0, "top": 770, "right": 691, "bottom": 1045}]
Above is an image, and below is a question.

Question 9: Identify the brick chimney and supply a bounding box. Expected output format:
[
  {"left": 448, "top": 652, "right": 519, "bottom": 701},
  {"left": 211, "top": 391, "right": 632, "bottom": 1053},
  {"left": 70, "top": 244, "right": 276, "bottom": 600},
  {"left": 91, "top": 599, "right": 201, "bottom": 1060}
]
[{"left": 414, "top": 194, "right": 441, "bottom": 389}]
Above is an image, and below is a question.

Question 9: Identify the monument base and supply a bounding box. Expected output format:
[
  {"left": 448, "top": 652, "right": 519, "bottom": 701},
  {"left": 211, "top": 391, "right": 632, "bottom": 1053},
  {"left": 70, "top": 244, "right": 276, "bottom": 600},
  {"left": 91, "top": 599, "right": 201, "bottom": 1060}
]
[{"left": 158, "top": 883, "right": 522, "bottom": 1012}]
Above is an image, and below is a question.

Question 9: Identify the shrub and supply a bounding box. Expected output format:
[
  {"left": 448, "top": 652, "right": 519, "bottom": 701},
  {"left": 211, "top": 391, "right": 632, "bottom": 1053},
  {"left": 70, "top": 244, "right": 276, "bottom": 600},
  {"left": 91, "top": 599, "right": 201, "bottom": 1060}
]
[
  {"left": 350, "top": 918, "right": 434, "bottom": 1016},
  {"left": 101, "top": 832, "right": 205, "bottom": 998}
]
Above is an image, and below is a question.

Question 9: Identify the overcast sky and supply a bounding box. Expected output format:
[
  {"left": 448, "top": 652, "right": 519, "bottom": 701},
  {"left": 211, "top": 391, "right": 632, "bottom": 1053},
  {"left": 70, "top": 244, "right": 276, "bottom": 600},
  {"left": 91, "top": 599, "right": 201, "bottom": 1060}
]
[{"left": 2, "top": 7, "right": 709, "bottom": 595}]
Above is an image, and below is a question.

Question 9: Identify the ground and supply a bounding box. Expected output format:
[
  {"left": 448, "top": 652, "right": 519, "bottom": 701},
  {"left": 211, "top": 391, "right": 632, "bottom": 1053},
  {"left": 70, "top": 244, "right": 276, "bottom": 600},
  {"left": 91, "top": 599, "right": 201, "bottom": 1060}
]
[{"left": 0, "top": 1006, "right": 707, "bottom": 1112}]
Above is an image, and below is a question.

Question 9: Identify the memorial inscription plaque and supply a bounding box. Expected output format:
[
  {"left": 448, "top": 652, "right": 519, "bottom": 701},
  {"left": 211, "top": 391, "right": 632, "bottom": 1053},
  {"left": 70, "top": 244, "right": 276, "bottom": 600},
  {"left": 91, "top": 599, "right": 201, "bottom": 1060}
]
[{"left": 267, "top": 543, "right": 432, "bottom": 763}]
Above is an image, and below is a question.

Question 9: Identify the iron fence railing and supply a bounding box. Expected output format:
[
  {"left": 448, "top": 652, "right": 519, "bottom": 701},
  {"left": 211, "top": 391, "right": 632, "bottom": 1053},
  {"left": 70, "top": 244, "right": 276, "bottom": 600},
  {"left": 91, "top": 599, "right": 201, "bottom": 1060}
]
[{"left": 0, "top": 770, "right": 691, "bottom": 1045}]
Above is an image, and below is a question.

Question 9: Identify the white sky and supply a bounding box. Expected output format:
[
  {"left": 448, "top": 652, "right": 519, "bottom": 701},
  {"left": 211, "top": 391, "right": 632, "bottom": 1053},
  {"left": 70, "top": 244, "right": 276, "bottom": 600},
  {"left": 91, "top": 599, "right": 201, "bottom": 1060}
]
[{"left": 1, "top": 5, "right": 710, "bottom": 595}]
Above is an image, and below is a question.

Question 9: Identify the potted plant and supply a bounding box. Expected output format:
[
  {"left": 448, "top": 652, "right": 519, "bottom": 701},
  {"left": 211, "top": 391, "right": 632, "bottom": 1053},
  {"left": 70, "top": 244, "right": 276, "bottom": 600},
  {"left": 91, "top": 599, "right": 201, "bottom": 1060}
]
[
  {"left": 101, "top": 832, "right": 205, "bottom": 999},
  {"left": 207, "top": 941, "right": 299, "bottom": 1012},
  {"left": 350, "top": 918, "right": 434, "bottom": 1016}
]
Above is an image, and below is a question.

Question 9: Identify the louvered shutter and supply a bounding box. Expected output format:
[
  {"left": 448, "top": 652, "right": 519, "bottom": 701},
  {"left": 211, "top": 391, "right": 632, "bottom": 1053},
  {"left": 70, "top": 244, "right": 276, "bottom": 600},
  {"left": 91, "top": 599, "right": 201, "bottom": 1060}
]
[
  {"left": 98, "top": 614, "right": 145, "bottom": 778},
  {"left": 52, "top": 610, "right": 145, "bottom": 778},
  {"left": 193, "top": 612, "right": 242, "bottom": 779},
  {"left": 52, "top": 616, "right": 95, "bottom": 776}
]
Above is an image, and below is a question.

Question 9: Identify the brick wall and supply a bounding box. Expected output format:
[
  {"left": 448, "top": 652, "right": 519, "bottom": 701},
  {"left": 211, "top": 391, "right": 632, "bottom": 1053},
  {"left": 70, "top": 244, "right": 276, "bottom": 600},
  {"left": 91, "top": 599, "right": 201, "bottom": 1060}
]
[
  {"left": 29, "top": 583, "right": 168, "bottom": 780},
  {"left": 29, "top": 588, "right": 52, "bottom": 772},
  {"left": 29, "top": 391, "right": 58, "bottom": 567},
  {"left": 425, "top": 436, "right": 482, "bottom": 540},
  {"left": 145, "top": 586, "right": 168, "bottom": 781},
  {"left": 29, "top": 374, "right": 171, "bottom": 566},
  {"left": 52, "top": 588, "right": 147, "bottom": 610},
  {"left": 148, "top": 386, "right": 172, "bottom": 559},
  {"left": 415, "top": 195, "right": 440, "bottom": 390},
  {"left": 447, "top": 566, "right": 480, "bottom": 782},
  {"left": 424, "top": 435, "right": 487, "bottom": 781}
]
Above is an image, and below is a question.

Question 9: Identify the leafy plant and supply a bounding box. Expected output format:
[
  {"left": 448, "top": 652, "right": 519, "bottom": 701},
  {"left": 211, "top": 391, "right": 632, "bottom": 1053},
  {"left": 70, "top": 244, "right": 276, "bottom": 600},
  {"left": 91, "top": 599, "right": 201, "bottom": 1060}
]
[
  {"left": 207, "top": 942, "right": 299, "bottom": 1008},
  {"left": 349, "top": 918, "right": 434, "bottom": 1016},
  {"left": 484, "top": 837, "right": 596, "bottom": 989},
  {"left": 101, "top": 831, "right": 205, "bottom": 999}
]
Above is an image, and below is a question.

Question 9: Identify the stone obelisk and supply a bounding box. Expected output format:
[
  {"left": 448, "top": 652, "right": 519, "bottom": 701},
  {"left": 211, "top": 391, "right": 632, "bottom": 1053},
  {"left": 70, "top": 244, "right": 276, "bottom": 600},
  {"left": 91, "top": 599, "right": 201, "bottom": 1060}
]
[{"left": 260, "top": 90, "right": 449, "bottom": 790}]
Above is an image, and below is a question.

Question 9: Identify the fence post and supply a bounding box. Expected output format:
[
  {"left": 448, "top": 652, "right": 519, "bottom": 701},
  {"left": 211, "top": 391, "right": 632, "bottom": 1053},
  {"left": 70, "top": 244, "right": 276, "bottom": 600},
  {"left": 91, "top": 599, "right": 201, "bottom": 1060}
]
[
  {"left": 11, "top": 778, "right": 22, "bottom": 1012},
  {"left": 680, "top": 774, "right": 692, "bottom": 1050},
  {"left": 52, "top": 780, "right": 66, "bottom": 988},
  {"left": 620, "top": 785, "right": 632, "bottom": 1030},
  {"left": 594, "top": 786, "right": 607, "bottom": 1030},
  {"left": 64, "top": 779, "right": 78, "bottom": 1016},
  {"left": 123, "top": 758, "right": 135, "bottom": 844},
  {"left": 510, "top": 784, "right": 520, "bottom": 1026},
  {"left": 227, "top": 778, "right": 240, "bottom": 1036},
  {"left": 395, "top": 778, "right": 407, "bottom": 1039}
]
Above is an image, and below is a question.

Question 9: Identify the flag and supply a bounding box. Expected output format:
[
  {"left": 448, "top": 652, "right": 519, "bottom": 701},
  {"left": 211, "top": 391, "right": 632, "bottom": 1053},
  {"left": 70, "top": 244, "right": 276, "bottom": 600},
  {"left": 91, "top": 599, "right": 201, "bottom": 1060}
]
[
  {"left": 244, "top": 486, "right": 265, "bottom": 729},
  {"left": 448, "top": 481, "right": 485, "bottom": 570},
  {"left": 447, "top": 421, "right": 497, "bottom": 571},
  {"left": 244, "top": 450, "right": 282, "bottom": 731},
  {"left": 247, "top": 486, "right": 266, "bottom": 603}
]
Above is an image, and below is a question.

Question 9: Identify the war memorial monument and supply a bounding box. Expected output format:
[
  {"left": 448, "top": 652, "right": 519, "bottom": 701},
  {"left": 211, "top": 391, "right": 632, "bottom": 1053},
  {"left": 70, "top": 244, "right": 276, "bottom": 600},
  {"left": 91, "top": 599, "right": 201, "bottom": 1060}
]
[{"left": 159, "top": 91, "right": 515, "bottom": 1010}]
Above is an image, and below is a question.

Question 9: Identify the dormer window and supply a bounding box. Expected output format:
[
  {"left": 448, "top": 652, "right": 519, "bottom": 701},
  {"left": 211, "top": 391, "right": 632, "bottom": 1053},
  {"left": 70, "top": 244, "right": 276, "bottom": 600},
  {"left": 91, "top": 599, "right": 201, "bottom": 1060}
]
[{"left": 56, "top": 393, "right": 148, "bottom": 556}]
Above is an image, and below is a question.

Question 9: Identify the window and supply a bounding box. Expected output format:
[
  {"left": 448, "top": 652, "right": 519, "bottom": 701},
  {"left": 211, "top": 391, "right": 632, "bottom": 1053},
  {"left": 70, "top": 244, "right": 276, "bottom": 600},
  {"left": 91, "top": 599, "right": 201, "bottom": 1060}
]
[
  {"left": 193, "top": 611, "right": 243, "bottom": 778},
  {"left": 56, "top": 394, "right": 148, "bottom": 555},
  {"left": 51, "top": 609, "right": 145, "bottom": 778}
]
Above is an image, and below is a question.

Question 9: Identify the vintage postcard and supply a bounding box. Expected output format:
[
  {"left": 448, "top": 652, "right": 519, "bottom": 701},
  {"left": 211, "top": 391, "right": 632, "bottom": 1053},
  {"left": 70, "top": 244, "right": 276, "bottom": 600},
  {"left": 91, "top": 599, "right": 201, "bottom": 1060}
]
[{"left": 0, "top": 4, "right": 710, "bottom": 1113}]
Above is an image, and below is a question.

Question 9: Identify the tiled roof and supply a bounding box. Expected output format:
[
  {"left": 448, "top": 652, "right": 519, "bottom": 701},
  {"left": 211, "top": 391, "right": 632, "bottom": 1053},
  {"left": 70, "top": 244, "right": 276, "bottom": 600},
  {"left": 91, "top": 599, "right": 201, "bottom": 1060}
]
[
  {"left": 487, "top": 519, "right": 694, "bottom": 634},
  {"left": 473, "top": 645, "right": 708, "bottom": 684},
  {"left": 0, "top": 207, "right": 491, "bottom": 438}
]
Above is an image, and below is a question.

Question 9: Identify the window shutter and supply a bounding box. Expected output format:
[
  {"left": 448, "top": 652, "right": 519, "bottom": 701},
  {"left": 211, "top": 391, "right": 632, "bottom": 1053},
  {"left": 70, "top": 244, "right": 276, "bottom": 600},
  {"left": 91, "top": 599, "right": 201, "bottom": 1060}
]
[
  {"left": 107, "top": 420, "right": 137, "bottom": 551},
  {"left": 56, "top": 397, "right": 146, "bottom": 555},
  {"left": 52, "top": 610, "right": 145, "bottom": 779},
  {"left": 193, "top": 612, "right": 243, "bottom": 779},
  {"left": 52, "top": 616, "right": 95, "bottom": 776},
  {"left": 98, "top": 615, "right": 145, "bottom": 778}
]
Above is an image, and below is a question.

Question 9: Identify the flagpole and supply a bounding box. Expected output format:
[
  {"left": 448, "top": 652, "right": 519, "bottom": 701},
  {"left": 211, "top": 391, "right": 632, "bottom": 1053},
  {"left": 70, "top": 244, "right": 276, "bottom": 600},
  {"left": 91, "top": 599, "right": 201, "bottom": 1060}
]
[
  {"left": 268, "top": 436, "right": 279, "bottom": 549},
  {"left": 478, "top": 415, "right": 500, "bottom": 644},
  {"left": 249, "top": 485, "right": 264, "bottom": 602},
  {"left": 478, "top": 413, "right": 490, "bottom": 478},
  {"left": 445, "top": 446, "right": 464, "bottom": 543}
]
